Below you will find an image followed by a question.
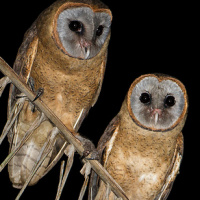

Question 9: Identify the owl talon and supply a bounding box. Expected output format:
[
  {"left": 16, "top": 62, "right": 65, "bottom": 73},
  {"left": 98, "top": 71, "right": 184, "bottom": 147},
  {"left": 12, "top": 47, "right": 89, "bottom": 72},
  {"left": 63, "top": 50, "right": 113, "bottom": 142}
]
[
  {"left": 83, "top": 149, "right": 100, "bottom": 160},
  {"left": 28, "top": 77, "right": 36, "bottom": 92},
  {"left": 76, "top": 136, "right": 100, "bottom": 160},
  {"left": 30, "top": 88, "right": 44, "bottom": 112},
  {"left": 32, "top": 88, "right": 44, "bottom": 102}
]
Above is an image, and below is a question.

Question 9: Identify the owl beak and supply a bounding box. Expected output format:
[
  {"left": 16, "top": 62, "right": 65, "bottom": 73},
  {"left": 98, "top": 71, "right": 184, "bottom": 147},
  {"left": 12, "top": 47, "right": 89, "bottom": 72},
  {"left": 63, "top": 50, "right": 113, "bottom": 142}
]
[
  {"left": 84, "top": 47, "right": 90, "bottom": 59},
  {"left": 79, "top": 39, "right": 91, "bottom": 59},
  {"left": 154, "top": 112, "right": 159, "bottom": 125},
  {"left": 152, "top": 109, "right": 162, "bottom": 126}
]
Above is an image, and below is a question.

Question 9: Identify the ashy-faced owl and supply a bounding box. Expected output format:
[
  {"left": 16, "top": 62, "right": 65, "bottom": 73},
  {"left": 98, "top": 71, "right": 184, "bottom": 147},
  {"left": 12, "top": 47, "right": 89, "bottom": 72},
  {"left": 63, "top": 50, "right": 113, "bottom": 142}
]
[
  {"left": 6, "top": 0, "right": 112, "bottom": 189},
  {"left": 90, "top": 74, "right": 188, "bottom": 200}
]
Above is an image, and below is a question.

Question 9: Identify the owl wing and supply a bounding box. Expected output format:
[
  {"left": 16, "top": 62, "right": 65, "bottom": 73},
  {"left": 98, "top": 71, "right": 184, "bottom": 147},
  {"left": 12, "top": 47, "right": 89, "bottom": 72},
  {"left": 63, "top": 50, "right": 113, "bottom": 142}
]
[
  {"left": 88, "top": 115, "right": 120, "bottom": 200},
  {"left": 91, "top": 53, "right": 107, "bottom": 107},
  {"left": 73, "top": 54, "right": 107, "bottom": 133},
  {"left": 155, "top": 133, "right": 184, "bottom": 200},
  {"left": 97, "top": 115, "right": 120, "bottom": 156},
  {"left": 7, "top": 22, "right": 38, "bottom": 143},
  {"left": 8, "top": 22, "right": 38, "bottom": 115},
  {"left": 72, "top": 53, "right": 107, "bottom": 132}
]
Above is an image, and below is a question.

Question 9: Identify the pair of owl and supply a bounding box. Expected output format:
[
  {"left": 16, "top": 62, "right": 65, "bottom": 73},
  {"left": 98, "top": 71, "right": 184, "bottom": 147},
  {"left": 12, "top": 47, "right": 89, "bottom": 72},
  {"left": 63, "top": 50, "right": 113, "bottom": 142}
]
[{"left": 5, "top": 0, "right": 188, "bottom": 200}]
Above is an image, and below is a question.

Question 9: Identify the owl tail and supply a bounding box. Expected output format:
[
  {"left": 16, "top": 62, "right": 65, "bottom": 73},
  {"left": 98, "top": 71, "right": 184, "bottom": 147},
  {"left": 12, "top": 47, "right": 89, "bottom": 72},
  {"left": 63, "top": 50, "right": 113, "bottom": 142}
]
[
  {"left": 0, "top": 112, "right": 46, "bottom": 173},
  {"left": 14, "top": 127, "right": 60, "bottom": 200}
]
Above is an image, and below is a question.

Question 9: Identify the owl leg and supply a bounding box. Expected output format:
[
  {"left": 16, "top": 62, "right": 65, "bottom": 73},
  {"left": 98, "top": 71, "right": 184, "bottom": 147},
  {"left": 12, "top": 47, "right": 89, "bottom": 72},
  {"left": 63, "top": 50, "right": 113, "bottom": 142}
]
[
  {"left": 55, "top": 144, "right": 75, "bottom": 200},
  {"left": 78, "top": 162, "right": 92, "bottom": 200},
  {"left": 0, "top": 76, "right": 11, "bottom": 97},
  {"left": 0, "top": 95, "right": 26, "bottom": 145},
  {"left": 0, "top": 113, "right": 46, "bottom": 172},
  {"left": 15, "top": 127, "right": 59, "bottom": 200}
]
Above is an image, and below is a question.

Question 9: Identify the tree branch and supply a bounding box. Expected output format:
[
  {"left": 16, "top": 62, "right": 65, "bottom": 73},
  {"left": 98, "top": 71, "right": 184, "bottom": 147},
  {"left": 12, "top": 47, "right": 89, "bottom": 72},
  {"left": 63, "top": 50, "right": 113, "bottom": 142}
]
[{"left": 0, "top": 57, "right": 129, "bottom": 200}]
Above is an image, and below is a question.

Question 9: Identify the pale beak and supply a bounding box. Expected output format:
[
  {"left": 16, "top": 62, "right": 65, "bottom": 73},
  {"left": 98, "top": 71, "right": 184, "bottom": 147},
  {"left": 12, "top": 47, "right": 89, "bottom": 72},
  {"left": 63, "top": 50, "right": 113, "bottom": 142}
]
[
  {"left": 79, "top": 39, "right": 91, "bottom": 59},
  {"left": 84, "top": 47, "right": 90, "bottom": 59},
  {"left": 154, "top": 112, "right": 159, "bottom": 125},
  {"left": 152, "top": 109, "right": 162, "bottom": 126}
]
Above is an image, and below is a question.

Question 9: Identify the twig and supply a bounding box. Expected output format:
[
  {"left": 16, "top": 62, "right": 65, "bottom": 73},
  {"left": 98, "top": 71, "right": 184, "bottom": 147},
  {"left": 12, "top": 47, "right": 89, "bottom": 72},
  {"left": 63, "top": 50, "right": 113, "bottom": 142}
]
[{"left": 0, "top": 57, "right": 129, "bottom": 200}]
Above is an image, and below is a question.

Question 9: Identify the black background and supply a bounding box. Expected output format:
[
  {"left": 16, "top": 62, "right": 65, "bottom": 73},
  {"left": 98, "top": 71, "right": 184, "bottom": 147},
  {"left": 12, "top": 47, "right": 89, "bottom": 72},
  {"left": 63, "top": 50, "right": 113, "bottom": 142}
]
[{"left": 0, "top": 0, "right": 198, "bottom": 199}]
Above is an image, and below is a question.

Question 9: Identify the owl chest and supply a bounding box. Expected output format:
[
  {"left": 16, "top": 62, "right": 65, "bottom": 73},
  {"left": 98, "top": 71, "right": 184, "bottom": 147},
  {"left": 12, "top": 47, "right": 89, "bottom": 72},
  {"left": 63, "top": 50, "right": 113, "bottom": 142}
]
[
  {"left": 31, "top": 58, "right": 100, "bottom": 100},
  {"left": 106, "top": 134, "right": 174, "bottom": 200},
  {"left": 29, "top": 58, "right": 100, "bottom": 129}
]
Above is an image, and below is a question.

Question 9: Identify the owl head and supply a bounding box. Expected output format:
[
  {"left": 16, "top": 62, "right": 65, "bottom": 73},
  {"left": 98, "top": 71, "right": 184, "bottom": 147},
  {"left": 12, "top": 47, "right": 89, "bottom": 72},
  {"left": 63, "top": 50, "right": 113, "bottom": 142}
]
[
  {"left": 127, "top": 74, "right": 188, "bottom": 132},
  {"left": 36, "top": 0, "right": 112, "bottom": 60}
]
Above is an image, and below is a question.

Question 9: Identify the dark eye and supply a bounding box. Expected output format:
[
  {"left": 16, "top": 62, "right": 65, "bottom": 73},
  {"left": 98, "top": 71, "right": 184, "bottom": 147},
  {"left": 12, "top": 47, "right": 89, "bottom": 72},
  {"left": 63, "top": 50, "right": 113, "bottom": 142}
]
[
  {"left": 96, "top": 25, "right": 104, "bottom": 36},
  {"left": 164, "top": 95, "right": 176, "bottom": 107},
  {"left": 140, "top": 92, "right": 151, "bottom": 105},
  {"left": 69, "top": 21, "right": 83, "bottom": 33}
]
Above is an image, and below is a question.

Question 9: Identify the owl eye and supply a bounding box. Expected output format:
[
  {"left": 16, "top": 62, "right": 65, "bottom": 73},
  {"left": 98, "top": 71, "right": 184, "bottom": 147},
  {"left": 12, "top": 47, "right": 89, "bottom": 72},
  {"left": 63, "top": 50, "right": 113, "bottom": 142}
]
[
  {"left": 96, "top": 25, "right": 104, "bottom": 36},
  {"left": 164, "top": 95, "right": 176, "bottom": 107},
  {"left": 69, "top": 21, "right": 83, "bottom": 33},
  {"left": 140, "top": 92, "right": 151, "bottom": 105}
]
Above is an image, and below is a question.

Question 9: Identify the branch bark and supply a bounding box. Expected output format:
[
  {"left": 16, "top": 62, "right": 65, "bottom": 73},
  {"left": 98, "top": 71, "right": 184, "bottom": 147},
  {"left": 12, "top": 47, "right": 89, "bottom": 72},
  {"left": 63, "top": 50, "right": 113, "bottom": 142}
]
[{"left": 0, "top": 57, "right": 129, "bottom": 200}]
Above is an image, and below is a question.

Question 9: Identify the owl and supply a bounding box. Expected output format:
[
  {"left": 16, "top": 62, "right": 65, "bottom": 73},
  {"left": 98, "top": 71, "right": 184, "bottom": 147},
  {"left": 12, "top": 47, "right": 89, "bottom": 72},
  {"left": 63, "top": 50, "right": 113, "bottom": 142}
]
[
  {"left": 3, "top": 0, "right": 112, "bottom": 191},
  {"left": 89, "top": 74, "right": 188, "bottom": 200}
]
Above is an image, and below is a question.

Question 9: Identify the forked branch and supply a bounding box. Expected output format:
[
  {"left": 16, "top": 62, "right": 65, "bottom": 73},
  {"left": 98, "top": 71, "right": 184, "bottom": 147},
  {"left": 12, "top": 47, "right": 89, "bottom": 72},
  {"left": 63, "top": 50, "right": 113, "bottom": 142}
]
[{"left": 0, "top": 57, "right": 129, "bottom": 200}]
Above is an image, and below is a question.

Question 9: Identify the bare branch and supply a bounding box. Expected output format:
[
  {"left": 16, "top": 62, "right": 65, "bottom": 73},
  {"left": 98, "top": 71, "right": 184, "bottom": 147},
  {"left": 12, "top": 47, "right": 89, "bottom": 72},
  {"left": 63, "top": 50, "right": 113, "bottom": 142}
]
[{"left": 0, "top": 57, "right": 129, "bottom": 200}]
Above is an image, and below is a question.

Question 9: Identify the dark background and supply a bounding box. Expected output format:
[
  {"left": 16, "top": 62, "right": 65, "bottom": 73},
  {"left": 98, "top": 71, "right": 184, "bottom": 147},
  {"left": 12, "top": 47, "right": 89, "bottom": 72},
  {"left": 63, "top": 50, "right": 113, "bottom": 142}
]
[{"left": 0, "top": 0, "right": 198, "bottom": 199}]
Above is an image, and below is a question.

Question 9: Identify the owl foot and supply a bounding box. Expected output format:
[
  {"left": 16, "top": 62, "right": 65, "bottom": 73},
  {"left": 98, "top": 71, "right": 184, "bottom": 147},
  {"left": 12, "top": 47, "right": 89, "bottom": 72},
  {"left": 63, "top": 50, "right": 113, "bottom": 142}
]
[
  {"left": 82, "top": 141, "right": 100, "bottom": 160},
  {"left": 28, "top": 77, "right": 44, "bottom": 102},
  {"left": 27, "top": 77, "right": 44, "bottom": 112},
  {"left": 32, "top": 88, "right": 44, "bottom": 102},
  {"left": 30, "top": 87, "right": 44, "bottom": 112},
  {"left": 76, "top": 136, "right": 100, "bottom": 160}
]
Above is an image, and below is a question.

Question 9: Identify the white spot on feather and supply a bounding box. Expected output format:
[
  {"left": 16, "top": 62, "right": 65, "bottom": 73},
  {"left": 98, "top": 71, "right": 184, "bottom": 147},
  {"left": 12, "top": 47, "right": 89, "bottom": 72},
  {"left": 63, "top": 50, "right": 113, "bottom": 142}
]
[
  {"left": 104, "top": 127, "right": 119, "bottom": 164},
  {"left": 56, "top": 93, "right": 63, "bottom": 102},
  {"left": 139, "top": 173, "right": 157, "bottom": 183}
]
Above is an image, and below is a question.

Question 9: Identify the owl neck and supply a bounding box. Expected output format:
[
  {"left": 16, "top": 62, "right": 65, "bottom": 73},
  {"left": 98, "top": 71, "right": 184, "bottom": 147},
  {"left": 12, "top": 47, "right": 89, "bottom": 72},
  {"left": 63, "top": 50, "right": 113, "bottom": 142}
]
[{"left": 35, "top": 40, "right": 107, "bottom": 73}]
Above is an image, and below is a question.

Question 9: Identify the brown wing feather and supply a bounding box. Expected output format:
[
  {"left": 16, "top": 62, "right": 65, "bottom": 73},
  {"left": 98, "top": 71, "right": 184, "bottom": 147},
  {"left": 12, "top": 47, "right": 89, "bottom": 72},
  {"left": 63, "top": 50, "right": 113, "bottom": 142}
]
[
  {"left": 7, "top": 22, "right": 38, "bottom": 145},
  {"left": 155, "top": 133, "right": 184, "bottom": 200},
  {"left": 88, "top": 115, "right": 120, "bottom": 200},
  {"left": 8, "top": 22, "right": 38, "bottom": 116},
  {"left": 92, "top": 53, "right": 107, "bottom": 107}
]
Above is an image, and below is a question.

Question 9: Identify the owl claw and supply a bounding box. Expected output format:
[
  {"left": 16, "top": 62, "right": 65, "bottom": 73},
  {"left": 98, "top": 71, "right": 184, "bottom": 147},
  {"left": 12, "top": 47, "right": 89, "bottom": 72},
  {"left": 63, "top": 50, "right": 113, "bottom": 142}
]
[
  {"left": 76, "top": 136, "right": 100, "bottom": 160},
  {"left": 82, "top": 141, "right": 99, "bottom": 160},
  {"left": 83, "top": 149, "right": 100, "bottom": 160},
  {"left": 27, "top": 77, "right": 44, "bottom": 111},
  {"left": 32, "top": 88, "right": 44, "bottom": 102}
]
